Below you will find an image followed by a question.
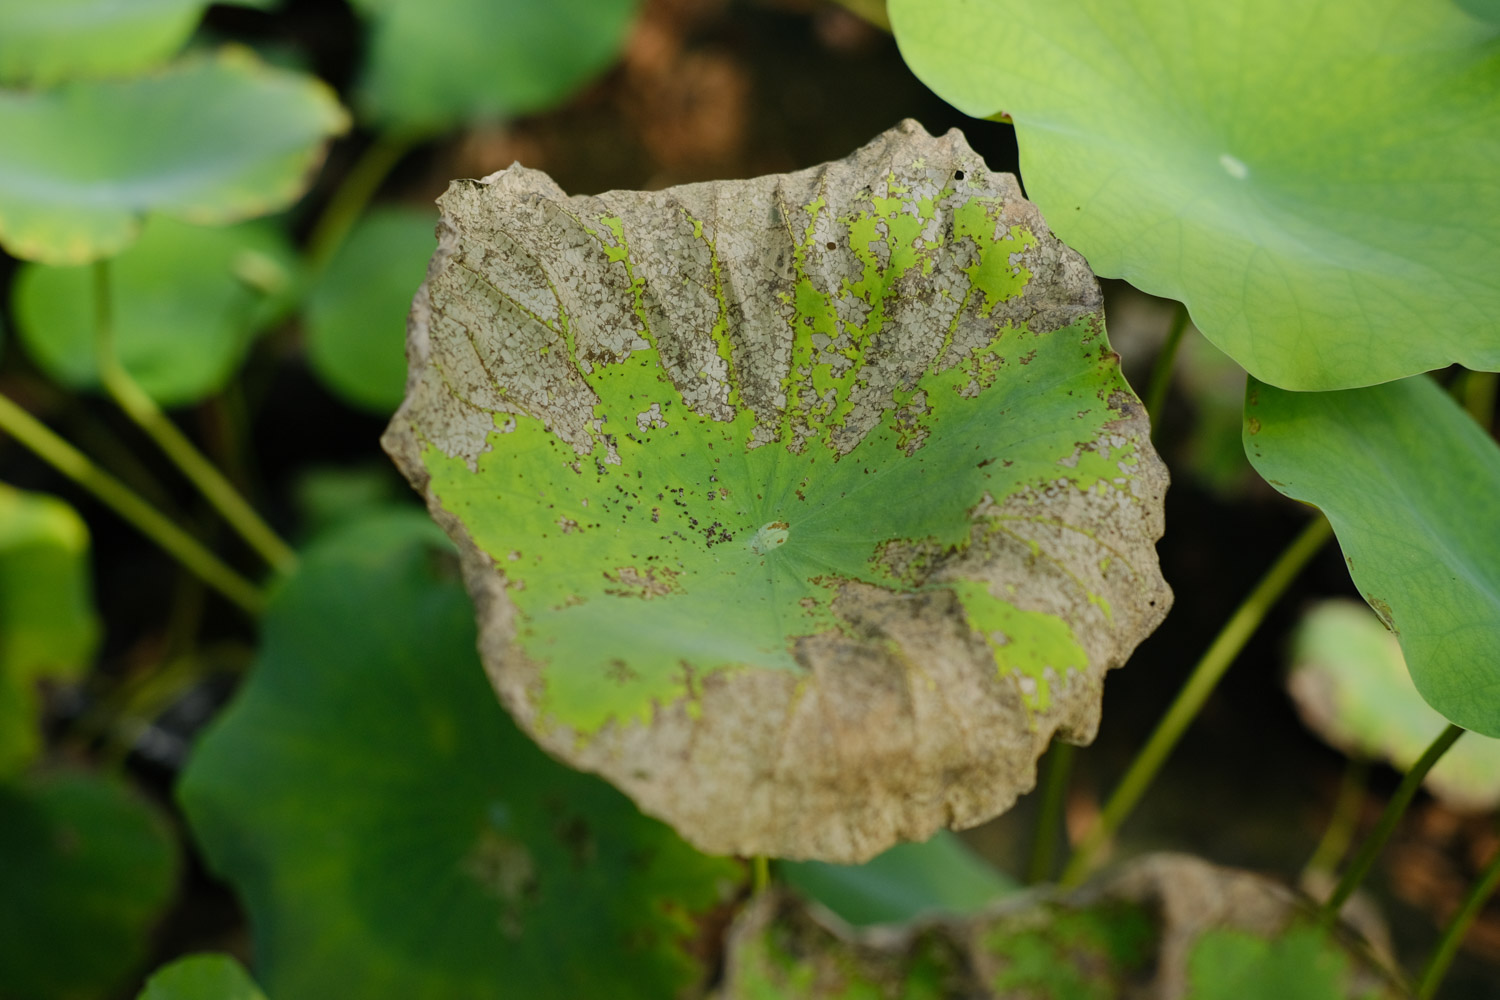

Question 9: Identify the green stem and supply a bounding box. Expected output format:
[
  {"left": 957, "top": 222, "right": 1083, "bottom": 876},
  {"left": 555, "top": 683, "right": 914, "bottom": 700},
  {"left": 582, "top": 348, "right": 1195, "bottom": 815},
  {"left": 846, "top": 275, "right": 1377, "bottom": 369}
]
[
  {"left": 92, "top": 263, "right": 297, "bottom": 574},
  {"left": 1462, "top": 370, "right": 1497, "bottom": 431},
  {"left": 1320, "top": 724, "right": 1465, "bottom": 925},
  {"left": 1417, "top": 834, "right": 1500, "bottom": 999},
  {"left": 828, "top": 0, "right": 891, "bottom": 31},
  {"left": 304, "top": 132, "right": 418, "bottom": 275},
  {"left": 753, "top": 856, "right": 771, "bottom": 895},
  {"left": 1060, "top": 514, "right": 1333, "bottom": 887},
  {"left": 0, "top": 392, "right": 264, "bottom": 615},
  {"left": 1028, "top": 740, "right": 1075, "bottom": 884},
  {"left": 1303, "top": 758, "right": 1369, "bottom": 880},
  {"left": 1143, "top": 302, "right": 1189, "bottom": 441}
]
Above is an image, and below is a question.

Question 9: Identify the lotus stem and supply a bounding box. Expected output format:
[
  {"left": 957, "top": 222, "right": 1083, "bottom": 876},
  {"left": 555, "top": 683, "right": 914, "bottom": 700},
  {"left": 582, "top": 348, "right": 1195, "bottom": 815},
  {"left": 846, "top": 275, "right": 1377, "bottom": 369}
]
[
  {"left": 305, "top": 131, "right": 418, "bottom": 275},
  {"left": 1417, "top": 830, "right": 1500, "bottom": 999},
  {"left": 0, "top": 392, "right": 264, "bottom": 615},
  {"left": 1144, "top": 301, "right": 1190, "bottom": 440},
  {"left": 92, "top": 262, "right": 297, "bottom": 574},
  {"left": 1028, "top": 739, "right": 1075, "bottom": 883},
  {"left": 1060, "top": 514, "right": 1333, "bottom": 887}
]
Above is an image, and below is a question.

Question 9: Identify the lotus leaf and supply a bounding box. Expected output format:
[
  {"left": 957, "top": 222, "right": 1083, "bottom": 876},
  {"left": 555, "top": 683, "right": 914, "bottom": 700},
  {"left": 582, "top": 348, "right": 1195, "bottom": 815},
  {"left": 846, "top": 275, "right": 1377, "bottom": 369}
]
[
  {"left": 0, "top": 772, "right": 178, "bottom": 1000},
  {"left": 14, "top": 217, "right": 298, "bottom": 407},
  {"left": 305, "top": 206, "right": 434, "bottom": 413},
  {"left": 179, "top": 512, "right": 743, "bottom": 1000},
  {"left": 1289, "top": 600, "right": 1500, "bottom": 812},
  {"left": 1245, "top": 375, "right": 1500, "bottom": 737},
  {"left": 0, "top": 0, "right": 272, "bottom": 86},
  {"left": 348, "top": 0, "right": 639, "bottom": 133},
  {"left": 888, "top": 0, "right": 1500, "bottom": 390},
  {"left": 137, "top": 955, "right": 267, "bottom": 1000},
  {"left": 0, "top": 48, "right": 348, "bottom": 265},
  {"left": 0, "top": 485, "right": 99, "bottom": 777},
  {"left": 385, "top": 121, "right": 1171, "bottom": 861}
]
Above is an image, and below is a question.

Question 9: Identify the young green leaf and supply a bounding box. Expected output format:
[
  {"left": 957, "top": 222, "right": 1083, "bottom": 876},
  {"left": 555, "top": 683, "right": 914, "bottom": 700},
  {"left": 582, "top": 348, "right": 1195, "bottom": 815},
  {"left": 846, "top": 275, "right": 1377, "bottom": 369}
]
[
  {"left": 0, "top": 772, "right": 178, "bottom": 1000},
  {"left": 384, "top": 121, "right": 1171, "bottom": 862},
  {"left": 1289, "top": 600, "right": 1500, "bottom": 812},
  {"left": 348, "top": 0, "right": 640, "bottom": 133},
  {"left": 888, "top": 0, "right": 1500, "bottom": 391},
  {"left": 1185, "top": 926, "right": 1366, "bottom": 1000},
  {"left": 0, "top": 485, "right": 99, "bottom": 777},
  {"left": 305, "top": 206, "right": 434, "bottom": 413},
  {"left": 1244, "top": 375, "right": 1500, "bottom": 737},
  {"left": 137, "top": 955, "right": 267, "bottom": 1000},
  {"left": 0, "top": 48, "right": 348, "bottom": 265},
  {"left": 179, "top": 512, "right": 744, "bottom": 1000},
  {"left": 780, "top": 831, "right": 1018, "bottom": 928},
  {"left": 13, "top": 217, "right": 298, "bottom": 407},
  {"left": 0, "top": 0, "right": 273, "bottom": 86}
]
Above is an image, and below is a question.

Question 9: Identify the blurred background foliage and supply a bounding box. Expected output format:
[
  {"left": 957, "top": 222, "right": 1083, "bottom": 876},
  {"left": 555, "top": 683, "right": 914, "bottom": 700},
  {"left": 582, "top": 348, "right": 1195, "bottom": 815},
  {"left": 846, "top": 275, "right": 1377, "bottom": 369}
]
[{"left": 0, "top": 1, "right": 1496, "bottom": 997}]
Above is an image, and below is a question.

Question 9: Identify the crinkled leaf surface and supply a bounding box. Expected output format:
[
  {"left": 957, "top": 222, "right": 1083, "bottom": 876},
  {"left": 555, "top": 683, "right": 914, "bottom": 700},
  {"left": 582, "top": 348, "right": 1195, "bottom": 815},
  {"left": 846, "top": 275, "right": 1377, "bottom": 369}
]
[
  {"left": 0, "top": 485, "right": 99, "bottom": 777},
  {"left": 179, "top": 512, "right": 743, "bottom": 1000},
  {"left": 14, "top": 217, "right": 298, "bottom": 407},
  {"left": 1245, "top": 375, "right": 1500, "bottom": 736},
  {"left": 780, "top": 831, "right": 1017, "bottom": 928},
  {"left": 0, "top": 771, "right": 178, "bottom": 1000},
  {"left": 305, "top": 206, "right": 433, "bottom": 413},
  {"left": 717, "top": 854, "right": 1398, "bottom": 999},
  {"left": 348, "top": 0, "right": 640, "bottom": 133},
  {"left": 1289, "top": 600, "right": 1500, "bottom": 812},
  {"left": 386, "top": 121, "right": 1170, "bottom": 862},
  {"left": 0, "top": 48, "right": 348, "bottom": 265},
  {"left": 888, "top": 0, "right": 1500, "bottom": 390},
  {"left": 0, "top": 0, "right": 272, "bottom": 86},
  {"left": 136, "top": 955, "right": 267, "bottom": 1000}
]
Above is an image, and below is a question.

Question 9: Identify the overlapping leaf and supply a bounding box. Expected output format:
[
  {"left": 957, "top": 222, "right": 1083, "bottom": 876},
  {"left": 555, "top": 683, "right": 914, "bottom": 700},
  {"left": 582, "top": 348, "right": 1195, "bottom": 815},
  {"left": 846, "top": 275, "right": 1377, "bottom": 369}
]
[
  {"left": 305, "top": 206, "right": 433, "bottom": 412},
  {"left": 0, "top": 0, "right": 272, "bottom": 86},
  {"left": 179, "top": 512, "right": 743, "bottom": 1000},
  {"left": 1289, "top": 600, "right": 1500, "bottom": 811},
  {"left": 889, "top": 0, "right": 1500, "bottom": 390},
  {"left": 136, "top": 955, "right": 267, "bottom": 1000},
  {"left": 14, "top": 217, "right": 298, "bottom": 406},
  {"left": 385, "top": 121, "right": 1171, "bottom": 861},
  {"left": 348, "top": 0, "right": 640, "bottom": 132},
  {"left": 0, "top": 485, "right": 99, "bottom": 777},
  {"left": 0, "top": 772, "right": 178, "bottom": 1000},
  {"left": 0, "top": 48, "right": 348, "bottom": 264},
  {"left": 1245, "top": 375, "right": 1500, "bottom": 736}
]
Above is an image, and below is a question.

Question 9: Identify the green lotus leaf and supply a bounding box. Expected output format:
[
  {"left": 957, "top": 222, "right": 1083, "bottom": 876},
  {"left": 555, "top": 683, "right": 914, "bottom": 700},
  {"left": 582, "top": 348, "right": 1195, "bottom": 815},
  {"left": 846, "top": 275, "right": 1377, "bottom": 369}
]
[
  {"left": 137, "top": 955, "right": 267, "bottom": 1000},
  {"left": 305, "top": 206, "right": 433, "bottom": 413},
  {"left": 780, "top": 831, "right": 1017, "bottom": 928},
  {"left": 13, "top": 216, "right": 299, "bottom": 407},
  {"left": 0, "top": 485, "right": 100, "bottom": 777},
  {"left": 1245, "top": 375, "right": 1500, "bottom": 736},
  {"left": 384, "top": 121, "right": 1172, "bottom": 862},
  {"left": 888, "top": 0, "right": 1500, "bottom": 390},
  {"left": 1289, "top": 600, "right": 1500, "bottom": 812},
  {"left": 0, "top": 771, "right": 179, "bottom": 1000},
  {"left": 348, "top": 0, "right": 640, "bottom": 133},
  {"left": 178, "top": 511, "right": 744, "bottom": 1000},
  {"left": 0, "top": 48, "right": 349, "bottom": 265},
  {"left": 720, "top": 855, "right": 1398, "bottom": 999},
  {"left": 0, "top": 0, "right": 273, "bottom": 87}
]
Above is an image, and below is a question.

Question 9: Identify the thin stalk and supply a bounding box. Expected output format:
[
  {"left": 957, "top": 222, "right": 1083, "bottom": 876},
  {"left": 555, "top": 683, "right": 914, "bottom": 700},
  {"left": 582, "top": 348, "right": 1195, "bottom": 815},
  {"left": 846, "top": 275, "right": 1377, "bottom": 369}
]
[
  {"left": 753, "top": 856, "right": 771, "bottom": 894},
  {"left": 1320, "top": 724, "right": 1465, "bottom": 925},
  {"left": 1303, "top": 758, "right": 1369, "bottom": 880},
  {"left": 0, "top": 392, "right": 264, "bottom": 615},
  {"left": 1416, "top": 836, "right": 1500, "bottom": 999},
  {"left": 304, "top": 132, "right": 417, "bottom": 274},
  {"left": 1143, "top": 302, "right": 1190, "bottom": 441},
  {"left": 829, "top": 0, "right": 891, "bottom": 31},
  {"left": 1462, "top": 370, "right": 1497, "bottom": 431},
  {"left": 1028, "top": 740, "right": 1075, "bottom": 884},
  {"left": 92, "top": 263, "right": 297, "bottom": 573},
  {"left": 1060, "top": 515, "right": 1333, "bottom": 887}
]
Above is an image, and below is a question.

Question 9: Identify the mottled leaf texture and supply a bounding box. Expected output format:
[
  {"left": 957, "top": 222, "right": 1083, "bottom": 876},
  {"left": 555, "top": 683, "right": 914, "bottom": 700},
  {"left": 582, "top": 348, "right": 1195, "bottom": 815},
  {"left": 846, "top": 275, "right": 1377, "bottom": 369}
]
[
  {"left": 718, "top": 854, "right": 1400, "bottom": 999},
  {"left": 385, "top": 121, "right": 1171, "bottom": 862}
]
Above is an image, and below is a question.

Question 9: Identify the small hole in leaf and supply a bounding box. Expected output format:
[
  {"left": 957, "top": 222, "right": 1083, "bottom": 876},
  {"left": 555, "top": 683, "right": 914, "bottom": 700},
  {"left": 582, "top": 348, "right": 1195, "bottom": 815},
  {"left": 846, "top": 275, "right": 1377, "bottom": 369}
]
[
  {"left": 954, "top": 169, "right": 966, "bottom": 181},
  {"left": 826, "top": 241, "right": 837, "bottom": 250}
]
